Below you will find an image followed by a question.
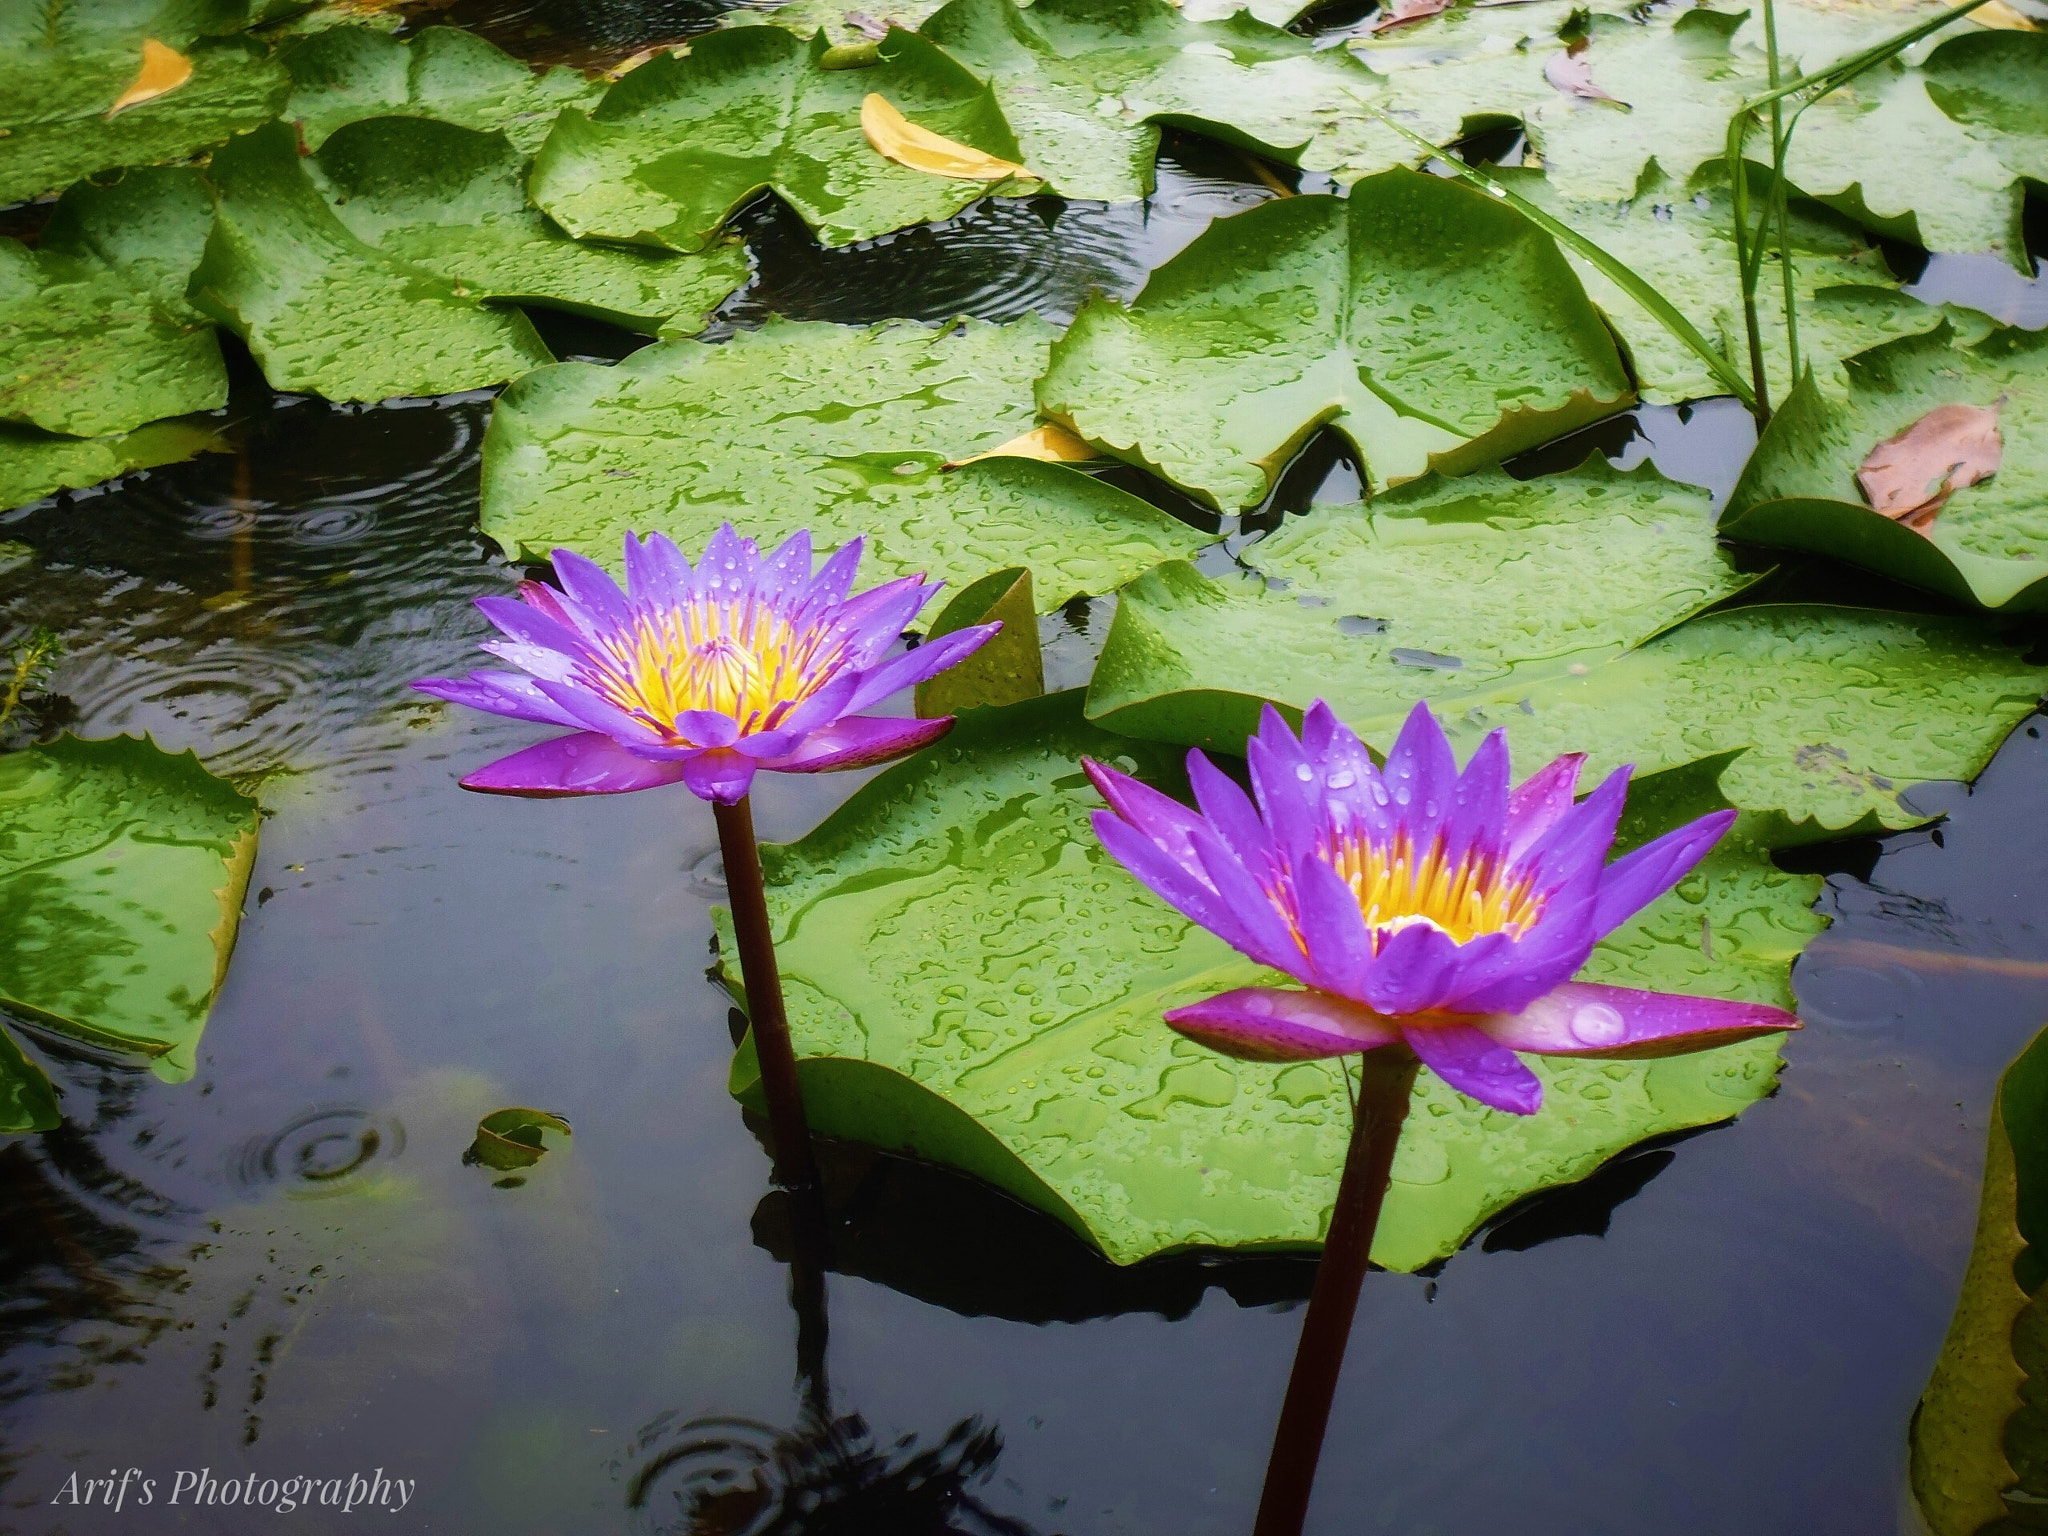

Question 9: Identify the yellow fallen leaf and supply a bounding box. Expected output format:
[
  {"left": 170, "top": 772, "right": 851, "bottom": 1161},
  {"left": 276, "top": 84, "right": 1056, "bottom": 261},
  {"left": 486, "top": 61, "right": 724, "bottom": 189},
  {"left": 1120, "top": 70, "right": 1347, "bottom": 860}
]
[
  {"left": 946, "top": 424, "right": 1099, "bottom": 469},
  {"left": 108, "top": 39, "right": 192, "bottom": 118},
  {"left": 1970, "top": 1, "right": 2039, "bottom": 28},
  {"left": 1856, "top": 400, "right": 2003, "bottom": 532},
  {"left": 860, "top": 94, "right": 1024, "bottom": 181}
]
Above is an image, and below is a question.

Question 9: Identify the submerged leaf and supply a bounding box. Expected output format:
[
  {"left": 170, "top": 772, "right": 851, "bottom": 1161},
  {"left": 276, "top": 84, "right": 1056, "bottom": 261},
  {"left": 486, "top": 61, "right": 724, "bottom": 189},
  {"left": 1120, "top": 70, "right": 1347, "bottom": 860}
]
[
  {"left": 1543, "top": 46, "right": 1625, "bottom": 104},
  {"left": 189, "top": 121, "right": 553, "bottom": 402},
  {"left": 479, "top": 316, "right": 1205, "bottom": 600},
  {"left": 861, "top": 91, "right": 1025, "bottom": 179},
  {"left": 0, "top": 1025, "right": 60, "bottom": 1135},
  {"left": 1725, "top": 324, "right": 2048, "bottom": 609},
  {"left": 0, "top": 735, "right": 259, "bottom": 1082},
  {"left": 464, "top": 1107, "right": 572, "bottom": 1172},
  {"left": 108, "top": 38, "right": 193, "bottom": 116},
  {"left": 1857, "top": 400, "right": 2004, "bottom": 528},
  {"left": 1037, "top": 169, "right": 1632, "bottom": 508},
  {"left": 1373, "top": 0, "right": 1451, "bottom": 34},
  {"left": 720, "top": 693, "right": 1813, "bottom": 1270}
]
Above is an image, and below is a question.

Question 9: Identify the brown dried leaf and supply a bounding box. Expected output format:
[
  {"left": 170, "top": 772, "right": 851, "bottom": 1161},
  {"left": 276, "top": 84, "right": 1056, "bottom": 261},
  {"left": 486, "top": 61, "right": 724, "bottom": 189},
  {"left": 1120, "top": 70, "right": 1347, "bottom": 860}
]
[
  {"left": 1857, "top": 401, "right": 2004, "bottom": 531},
  {"left": 107, "top": 39, "right": 192, "bottom": 118},
  {"left": 1374, "top": 0, "right": 1452, "bottom": 32},
  {"left": 859, "top": 93, "right": 1025, "bottom": 181}
]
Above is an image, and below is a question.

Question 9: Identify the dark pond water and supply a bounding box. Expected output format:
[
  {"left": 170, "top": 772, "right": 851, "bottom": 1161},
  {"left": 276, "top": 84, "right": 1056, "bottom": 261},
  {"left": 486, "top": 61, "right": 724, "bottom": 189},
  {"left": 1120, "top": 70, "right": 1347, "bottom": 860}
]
[{"left": 6, "top": 23, "right": 2048, "bottom": 1534}]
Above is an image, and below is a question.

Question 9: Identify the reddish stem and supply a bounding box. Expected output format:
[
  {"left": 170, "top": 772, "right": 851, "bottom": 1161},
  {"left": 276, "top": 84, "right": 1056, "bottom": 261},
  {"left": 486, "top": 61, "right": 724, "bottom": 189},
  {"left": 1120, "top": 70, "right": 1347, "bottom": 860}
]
[
  {"left": 1252, "top": 1048, "right": 1420, "bottom": 1536},
  {"left": 714, "top": 794, "right": 817, "bottom": 1190}
]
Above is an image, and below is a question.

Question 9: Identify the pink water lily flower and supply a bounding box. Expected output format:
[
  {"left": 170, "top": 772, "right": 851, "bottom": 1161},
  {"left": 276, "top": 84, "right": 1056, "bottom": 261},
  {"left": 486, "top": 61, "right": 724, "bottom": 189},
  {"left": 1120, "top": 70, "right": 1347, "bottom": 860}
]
[
  {"left": 414, "top": 525, "right": 996, "bottom": 804},
  {"left": 1085, "top": 700, "right": 1799, "bottom": 1115}
]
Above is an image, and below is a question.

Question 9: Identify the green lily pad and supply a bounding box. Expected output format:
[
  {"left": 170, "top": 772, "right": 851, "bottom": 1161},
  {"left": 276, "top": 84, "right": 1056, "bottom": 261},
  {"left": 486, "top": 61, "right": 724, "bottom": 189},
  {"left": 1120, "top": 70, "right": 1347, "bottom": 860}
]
[
  {"left": 0, "top": 734, "right": 259, "bottom": 1087},
  {"left": 1723, "top": 324, "right": 2048, "bottom": 611},
  {"left": 1035, "top": 170, "right": 1632, "bottom": 510},
  {"left": 913, "top": 565, "right": 1044, "bottom": 717},
  {"left": 1087, "top": 456, "right": 1750, "bottom": 749},
  {"left": 281, "top": 23, "right": 601, "bottom": 154},
  {"left": 0, "top": 21, "right": 288, "bottom": 206},
  {"left": 0, "top": 417, "right": 225, "bottom": 514},
  {"left": 39, "top": 164, "right": 220, "bottom": 322},
  {"left": 919, "top": 0, "right": 1387, "bottom": 204},
  {"left": 308, "top": 118, "right": 748, "bottom": 336},
  {"left": 528, "top": 25, "right": 1031, "bottom": 253},
  {"left": 478, "top": 315, "right": 1207, "bottom": 599},
  {"left": 1508, "top": 163, "right": 1995, "bottom": 407},
  {"left": 720, "top": 692, "right": 1812, "bottom": 1270},
  {"left": 737, "top": 0, "right": 1318, "bottom": 46},
  {"left": 1912, "top": 1020, "right": 2048, "bottom": 1535},
  {"left": 0, "top": 236, "right": 226, "bottom": 439},
  {"left": 189, "top": 120, "right": 553, "bottom": 402}
]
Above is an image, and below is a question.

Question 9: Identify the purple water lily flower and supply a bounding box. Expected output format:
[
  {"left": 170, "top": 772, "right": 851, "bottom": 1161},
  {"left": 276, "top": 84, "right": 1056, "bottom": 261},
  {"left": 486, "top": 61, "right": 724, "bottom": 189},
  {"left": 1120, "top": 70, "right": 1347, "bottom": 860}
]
[
  {"left": 414, "top": 525, "right": 997, "bottom": 805},
  {"left": 1085, "top": 700, "right": 1799, "bottom": 1115}
]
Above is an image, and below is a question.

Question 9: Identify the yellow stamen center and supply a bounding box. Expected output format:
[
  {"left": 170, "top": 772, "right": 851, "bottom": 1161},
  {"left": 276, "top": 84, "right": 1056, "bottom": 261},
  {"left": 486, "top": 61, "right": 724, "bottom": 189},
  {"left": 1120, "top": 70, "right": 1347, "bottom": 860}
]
[
  {"left": 1324, "top": 830, "right": 1544, "bottom": 946},
  {"left": 589, "top": 595, "right": 844, "bottom": 744}
]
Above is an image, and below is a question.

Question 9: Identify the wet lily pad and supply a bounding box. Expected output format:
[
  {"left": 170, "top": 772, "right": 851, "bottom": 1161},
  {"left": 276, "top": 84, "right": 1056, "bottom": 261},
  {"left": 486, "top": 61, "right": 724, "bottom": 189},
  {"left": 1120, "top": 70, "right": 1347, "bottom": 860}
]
[
  {"left": 1035, "top": 169, "right": 1632, "bottom": 509},
  {"left": 0, "top": 14, "right": 287, "bottom": 206},
  {"left": 0, "top": 734, "right": 260, "bottom": 1121},
  {"left": 919, "top": 0, "right": 1387, "bottom": 203},
  {"left": 913, "top": 565, "right": 1044, "bottom": 717},
  {"left": 1913, "top": 1020, "right": 2048, "bottom": 1534},
  {"left": 1508, "top": 164, "right": 1995, "bottom": 407},
  {"left": 281, "top": 23, "right": 601, "bottom": 153},
  {"left": 39, "top": 164, "right": 220, "bottom": 323},
  {"left": 189, "top": 121, "right": 553, "bottom": 401},
  {"left": 479, "top": 315, "right": 1206, "bottom": 600},
  {"left": 529, "top": 25, "right": 1030, "bottom": 253},
  {"left": 1724, "top": 324, "right": 2048, "bottom": 610},
  {"left": 720, "top": 692, "right": 1813, "bottom": 1270},
  {"left": 0, "top": 417, "right": 225, "bottom": 515},
  {"left": 309, "top": 118, "right": 748, "bottom": 335},
  {"left": 1087, "top": 457, "right": 1750, "bottom": 748}
]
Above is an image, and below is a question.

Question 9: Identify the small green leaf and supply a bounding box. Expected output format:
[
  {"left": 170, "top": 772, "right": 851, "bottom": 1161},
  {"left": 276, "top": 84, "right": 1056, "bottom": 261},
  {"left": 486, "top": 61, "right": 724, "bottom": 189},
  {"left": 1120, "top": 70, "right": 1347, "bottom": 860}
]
[
  {"left": 309, "top": 118, "right": 748, "bottom": 336},
  {"left": 722, "top": 692, "right": 1810, "bottom": 1270},
  {"left": 188, "top": 121, "right": 554, "bottom": 402},
  {"left": 529, "top": 26, "right": 1028, "bottom": 252},
  {"left": 0, "top": 734, "right": 259, "bottom": 1082},
  {"left": 478, "top": 316, "right": 1206, "bottom": 600},
  {"left": 1086, "top": 457, "right": 1750, "bottom": 751},
  {"left": 1724, "top": 324, "right": 2048, "bottom": 610},
  {"left": 281, "top": 24, "right": 601, "bottom": 154},
  {"left": 0, "top": 417, "right": 224, "bottom": 517},
  {"left": 464, "top": 1107, "right": 572, "bottom": 1172},
  {"left": 1036, "top": 171, "right": 1632, "bottom": 509},
  {"left": 914, "top": 566, "right": 1044, "bottom": 717}
]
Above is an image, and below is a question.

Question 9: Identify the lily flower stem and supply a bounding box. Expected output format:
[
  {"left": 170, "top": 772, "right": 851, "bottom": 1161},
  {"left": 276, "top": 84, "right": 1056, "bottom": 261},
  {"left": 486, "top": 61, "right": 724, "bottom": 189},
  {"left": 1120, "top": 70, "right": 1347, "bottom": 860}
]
[
  {"left": 714, "top": 794, "right": 819, "bottom": 1191},
  {"left": 1253, "top": 1048, "right": 1421, "bottom": 1536}
]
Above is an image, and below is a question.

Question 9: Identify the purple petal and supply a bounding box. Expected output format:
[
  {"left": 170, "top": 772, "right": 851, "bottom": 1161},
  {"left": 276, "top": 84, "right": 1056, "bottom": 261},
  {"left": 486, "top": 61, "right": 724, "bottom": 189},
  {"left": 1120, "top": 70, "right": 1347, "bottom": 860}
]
[
  {"left": 761, "top": 714, "right": 953, "bottom": 772},
  {"left": 1301, "top": 701, "right": 1392, "bottom": 838},
  {"left": 1506, "top": 751, "right": 1584, "bottom": 860},
  {"left": 1083, "top": 757, "right": 1211, "bottom": 882},
  {"left": 479, "top": 636, "right": 583, "bottom": 685},
  {"left": 1403, "top": 1019, "right": 1544, "bottom": 1114},
  {"left": 548, "top": 546, "right": 633, "bottom": 638},
  {"left": 1186, "top": 822, "right": 1313, "bottom": 979},
  {"left": 1381, "top": 700, "right": 1459, "bottom": 850},
  {"left": 675, "top": 708, "right": 741, "bottom": 748},
  {"left": 475, "top": 593, "right": 599, "bottom": 667},
  {"left": 460, "top": 731, "right": 689, "bottom": 797},
  {"left": 679, "top": 746, "right": 757, "bottom": 804},
  {"left": 412, "top": 671, "right": 584, "bottom": 728},
  {"left": 833, "top": 577, "right": 942, "bottom": 667},
  {"left": 1287, "top": 849, "right": 1373, "bottom": 999},
  {"left": 696, "top": 524, "right": 758, "bottom": 600},
  {"left": 1356, "top": 919, "right": 1463, "bottom": 1015},
  {"left": 1245, "top": 708, "right": 1323, "bottom": 870},
  {"left": 1094, "top": 812, "right": 1285, "bottom": 971},
  {"left": 1186, "top": 752, "right": 1277, "bottom": 877},
  {"left": 1590, "top": 809, "right": 1736, "bottom": 939},
  {"left": 1164, "top": 986, "right": 1401, "bottom": 1062},
  {"left": 805, "top": 536, "right": 866, "bottom": 608},
  {"left": 1475, "top": 981, "right": 1798, "bottom": 1059},
  {"left": 759, "top": 527, "right": 815, "bottom": 604},
  {"left": 844, "top": 623, "right": 998, "bottom": 713},
  {"left": 1444, "top": 726, "right": 1511, "bottom": 867},
  {"left": 770, "top": 669, "right": 861, "bottom": 738},
  {"left": 1517, "top": 762, "right": 1630, "bottom": 893},
  {"left": 533, "top": 677, "right": 665, "bottom": 746},
  {"left": 1434, "top": 893, "right": 1597, "bottom": 1014},
  {"left": 624, "top": 529, "right": 691, "bottom": 604}
]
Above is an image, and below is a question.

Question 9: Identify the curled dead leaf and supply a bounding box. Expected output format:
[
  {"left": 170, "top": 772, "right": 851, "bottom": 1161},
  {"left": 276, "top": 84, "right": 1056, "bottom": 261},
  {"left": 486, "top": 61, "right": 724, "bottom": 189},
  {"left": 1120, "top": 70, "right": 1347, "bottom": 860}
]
[
  {"left": 860, "top": 94, "right": 1025, "bottom": 181},
  {"left": 108, "top": 39, "right": 193, "bottom": 118},
  {"left": 844, "top": 10, "right": 892, "bottom": 39},
  {"left": 1374, "top": 0, "right": 1452, "bottom": 32},
  {"left": 945, "top": 424, "right": 1099, "bottom": 469},
  {"left": 1544, "top": 47, "right": 1627, "bottom": 106},
  {"left": 1857, "top": 400, "right": 2004, "bottom": 531}
]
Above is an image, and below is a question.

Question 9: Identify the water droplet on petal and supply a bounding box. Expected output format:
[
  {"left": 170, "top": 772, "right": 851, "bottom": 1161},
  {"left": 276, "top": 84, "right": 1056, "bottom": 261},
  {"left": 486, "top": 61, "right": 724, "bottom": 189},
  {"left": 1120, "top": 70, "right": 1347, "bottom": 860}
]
[
  {"left": 1393, "top": 784, "right": 1411, "bottom": 805},
  {"left": 1568, "top": 1002, "right": 1628, "bottom": 1046},
  {"left": 1327, "top": 769, "right": 1356, "bottom": 790},
  {"left": 1424, "top": 800, "right": 1439, "bottom": 818},
  {"left": 1480, "top": 1048, "right": 1519, "bottom": 1073},
  {"left": 1295, "top": 763, "right": 1314, "bottom": 783}
]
